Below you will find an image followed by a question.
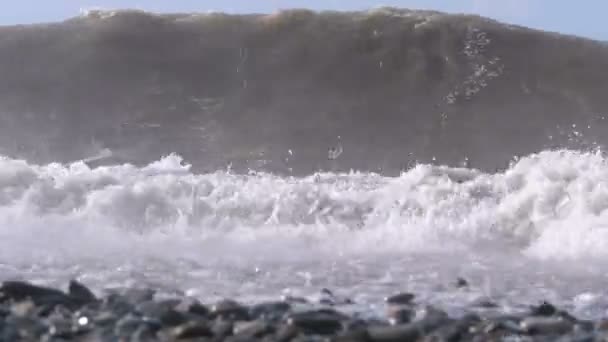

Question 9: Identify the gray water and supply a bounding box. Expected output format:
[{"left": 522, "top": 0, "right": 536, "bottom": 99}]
[{"left": 1, "top": 8, "right": 608, "bottom": 319}]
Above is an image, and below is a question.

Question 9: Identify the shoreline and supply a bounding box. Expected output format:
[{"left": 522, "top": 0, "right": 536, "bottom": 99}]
[{"left": 0, "top": 279, "right": 603, "bottom": 341}]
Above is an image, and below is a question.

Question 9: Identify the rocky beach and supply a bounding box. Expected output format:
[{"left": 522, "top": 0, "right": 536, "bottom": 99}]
[{"left": 0, "top": 279, "right": 605, "bottom": 341}]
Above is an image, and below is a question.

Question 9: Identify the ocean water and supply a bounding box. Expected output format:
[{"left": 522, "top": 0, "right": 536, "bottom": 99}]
[
  {"left": 1, "top": 8, "right": 608, "bottom": 320},
  {"left": 2, "top": 150, "right": 608, "bottom": 318}
]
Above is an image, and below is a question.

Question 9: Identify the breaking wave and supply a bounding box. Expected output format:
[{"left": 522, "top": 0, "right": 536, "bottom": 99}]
[{"left": 1, "top": 149, "right": 608, "bottom": 262}]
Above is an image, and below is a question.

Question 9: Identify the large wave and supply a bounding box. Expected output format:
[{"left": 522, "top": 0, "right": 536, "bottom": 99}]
[{"left": 0, "top": 8, "right": 607, "bottom": 174}]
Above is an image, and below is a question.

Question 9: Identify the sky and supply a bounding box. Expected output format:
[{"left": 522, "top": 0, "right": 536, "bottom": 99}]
[{"left": 0, "top": 0, "right": 605, "bottom": 41}]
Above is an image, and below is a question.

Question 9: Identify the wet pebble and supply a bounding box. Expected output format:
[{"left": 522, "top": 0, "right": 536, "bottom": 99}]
[
  {"left": 287, "top": 309, "right": 346, "bottom": 335},
  {"left": 0, "top": 279, "right": 605, "bottom": 342},
  {"left": 212, "top": 299, "right": 250, "bottom": 321},
  {"left": 385, "top": 292, "right": 415, "bottom": 306}
]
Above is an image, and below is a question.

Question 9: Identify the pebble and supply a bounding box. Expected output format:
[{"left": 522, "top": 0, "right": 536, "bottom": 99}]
[
  {"left": 368, "top": 323, "right": 422, "bottom": 342},
  {"left": 455, "top": 277, "right": 469, "bottom": 288},
  {"left": 0, "top": 279, "right": 606, "bottom": 341},
  {"left": 212, "top": 299, "right": 250, "bottom": 321},
  {"left": 531, "top": 301, "right": 558, "bottom": 316},
  {"left": 68, "top": 280, "right": 97, "bottom": 304},
  {"left": 520, "top": 316, "right": 573, "bottom": 335},
  {"left": 385, "top": 292, "right": 415, "bottom": 306},
  {"left": 171, "top": 321, "right": 213, "bottom": 339},
  {"left": 249, "top": 301, "right": 291, "bottom": 320},
  {"left": 287, "top": 309, "right": 346, "bottom": 335}
]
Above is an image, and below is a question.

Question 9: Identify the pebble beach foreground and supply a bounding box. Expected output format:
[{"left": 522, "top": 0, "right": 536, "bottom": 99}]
[{"left": 0, "top": 280, "right": 604, "bottom": 341}]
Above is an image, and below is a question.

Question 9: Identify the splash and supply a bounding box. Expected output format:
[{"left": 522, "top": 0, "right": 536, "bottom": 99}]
[{"left": 0, "top": 150, "right": 608, "bottom": 262}]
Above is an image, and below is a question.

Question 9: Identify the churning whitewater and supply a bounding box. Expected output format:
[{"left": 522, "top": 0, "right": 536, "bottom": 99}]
[{"left": 2, "top": 150, "right": 608, "bottom": 318}]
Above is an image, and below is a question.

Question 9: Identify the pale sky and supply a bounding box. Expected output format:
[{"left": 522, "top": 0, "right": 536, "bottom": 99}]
[{"left": 1, "top": 0, "right": 605, "bottom": 41}]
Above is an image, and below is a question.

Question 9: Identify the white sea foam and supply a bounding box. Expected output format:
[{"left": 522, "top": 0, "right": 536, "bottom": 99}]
[{"left": 1, "top": 150, "right": 608, "bottom": 316}]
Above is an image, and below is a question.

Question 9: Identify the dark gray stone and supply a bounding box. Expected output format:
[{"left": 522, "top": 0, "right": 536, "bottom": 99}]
[
  {"left": 159, "top": 309, "right": 189, "bottom": 327},
  {"left": 455, "top": 278, "right": 468, "bottom": 288},
  {"left": 233, "top": 320, "right": 274, "bottom": 339},
  {"left": 385, "top": 293, "right": 415, "bottom": 306},
  {"left": 0, "top": 281, "right": 74, "bottom": 310},
  {"left": 368, "top": 324, "right": 422, "bottom": 342},
  {"left": 287, "top": 309, "right": 346, "bottom": 335},
  {"left": 332, "top": 328, "right": 372, "bottom": 342},
  {"left": 47, "top": 318, "right": 75, "bottom": 339},
  {"left": 520, "top": 317, "right": 573, "bottom": 335},
  {"left": 249, "top": 301, "right": 291, "bottom": 320},
  {"left": 114, "top": 314, "right": 144, "bottom": 337},
  {"left": 171, "top": 321, "right": 213, "bottom": 339},
  {"left": 212, "top": 299, "right": 250, "bottom": 321},
  {"left": 212, "top": 320, "right": 234, "bottom": 339},
  {"left": 131, "top": 324, "right": 160, "bottom": 341},
  {"left": 387, "top": 308, "right": 414, "bottom": 325},
  {"left": 274, "top": 323, "right": 299, "bottom": 342},
  {"left": 531, "top": 301, "right": 557, "bottom": 316},
  {"left": 68, "top": 280, "right": 97, "bottom": 304},
  {"left": 187, "top": 302, "right": 210, "bottom": 318}
]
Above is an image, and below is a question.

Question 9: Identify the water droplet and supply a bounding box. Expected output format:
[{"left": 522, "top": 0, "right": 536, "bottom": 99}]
[{"left": 78, "top": 317, "right": 89, "bottom": 326}]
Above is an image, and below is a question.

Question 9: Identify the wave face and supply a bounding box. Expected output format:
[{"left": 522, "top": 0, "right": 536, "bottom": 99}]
[{"left": 0, "top": 8, "right": 607, "bottom": 174}]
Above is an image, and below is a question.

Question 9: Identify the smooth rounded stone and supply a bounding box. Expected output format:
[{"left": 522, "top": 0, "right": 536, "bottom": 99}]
[
  {"left": 187, "top": 302, "right": 210, "bottom": 318},
  {"left": 287, "top": 309, "right": 347, "bottom": 335},
  {"left": 233, "top": 320, "right": 275, "bottom": 339},
  {"left": 136, "top": 299, "right": 189, "bottom": 327},
  {"left": 3, "top": 315, "right": 48, "bottom": 340},
  {"left": 555, "top": 333, "right": 596, "bottom": 342},
  {"left": 367, "top": 324, "right": 422, "bottom": 342},
  {"left": 0, "top": 281, "right": 67, "bottom": 302},
  {"left": 172, "top": 298, "right": 210, "bottom": 318},
  {"left": 68, "top": 280, "right": 97, "bottom": 304},
  {"left": 471, "top": 316, "right": 524, "bottom": 335},
  {"left": 343, "top": 319, "right": 371, "bottom": 331},
  {"left": 79, "top": 327, "right": 118, "bottom": 342},
  {"left": 136, "top": 300, "right": 172, "bottom": 318},
  {"left": 531, "top": 301, "right": 557, "bottom": 316},
  {"left": 291, "top": 335, "right": 328, "bottom": 342},
  {"left": 426, "top": 314, "right": 480, "bottom": 341},
  {"left": 274, "top": 323, "right": 299, "bottom": 342},
  {"left": 2, "top": 283, "right": 75, "bottom": 312},
  {"left": 131, "top": 324, "right": 160, "bottom": 341},
  {"left": 114, "top": 313, "right": 158, "bottom": 337},
  {"left": 47, "top": 318, "right": 75, "bottom": 339},
  {"left": 387, "top": 307, "right": 414, "bottom": 325},
  {"left": 414, "top": 306, "right": 450, "bottom": 328},
  {"left": 520, "top": 316, "right": 573, "bottom": 335},
  {"left": 385, "top": 293, "right": 415, "bottom": 306},
  {"left": 91, "top": 310, "right": 119, "bottom": 326},
  {"left": 249, "top": 301, "right": 291, "bottom": 321},
  {"left": 100, "top": 294, "right": 135, "bottom": 316},
  {"left": 212, "top": 320, "right": 235, "bottom": 339},
  {"left": 332, "top": 328, "right": 372, "bottom": 342},
  {"left": 170, "top": 321, "right": 213, "bottom": 340},
  {"left": 455, "top": 278, "right": 469, "bottom": 288},
  {"left": 211, "top": 299, "right": 250, "bottom": 321},
  {"left": 10, "top": 299, "right": 36, "bottom": 317}
]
